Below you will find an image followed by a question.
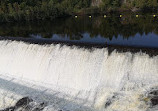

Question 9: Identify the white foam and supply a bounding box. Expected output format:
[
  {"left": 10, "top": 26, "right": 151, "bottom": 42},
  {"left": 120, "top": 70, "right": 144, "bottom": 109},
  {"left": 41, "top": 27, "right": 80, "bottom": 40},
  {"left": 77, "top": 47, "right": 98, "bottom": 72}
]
[{"left": 0, "top": 40, "right": 157, "bottom": 111}]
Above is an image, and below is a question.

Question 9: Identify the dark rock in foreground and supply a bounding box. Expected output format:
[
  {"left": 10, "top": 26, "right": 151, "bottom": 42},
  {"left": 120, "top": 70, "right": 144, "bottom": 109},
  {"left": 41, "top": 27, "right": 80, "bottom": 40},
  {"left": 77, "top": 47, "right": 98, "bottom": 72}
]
[
  {"left": 1, "top": 97, "right": 46, "bottom": 111},
  {"left": 149, "top": 90, "right": 158, "bottom": 106}
]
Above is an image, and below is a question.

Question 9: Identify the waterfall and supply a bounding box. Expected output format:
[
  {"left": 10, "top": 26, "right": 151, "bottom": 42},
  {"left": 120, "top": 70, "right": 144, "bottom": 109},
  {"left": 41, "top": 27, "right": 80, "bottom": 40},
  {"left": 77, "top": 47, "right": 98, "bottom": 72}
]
[{"left": 0, "top": 40, "right": 157, "bottom": 111}]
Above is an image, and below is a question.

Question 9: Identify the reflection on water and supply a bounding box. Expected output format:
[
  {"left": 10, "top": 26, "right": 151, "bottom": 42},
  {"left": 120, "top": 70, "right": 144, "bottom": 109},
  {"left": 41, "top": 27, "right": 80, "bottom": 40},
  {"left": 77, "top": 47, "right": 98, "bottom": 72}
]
[{"left": 0, "top": 14, "right": 158, "bottom": 48}]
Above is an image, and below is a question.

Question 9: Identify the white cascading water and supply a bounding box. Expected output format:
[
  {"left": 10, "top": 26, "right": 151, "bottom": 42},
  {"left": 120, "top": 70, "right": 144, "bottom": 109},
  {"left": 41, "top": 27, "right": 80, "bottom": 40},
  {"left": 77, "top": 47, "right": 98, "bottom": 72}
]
[{"left": 0, "top": 40, "right": 157, "bottom": 111}]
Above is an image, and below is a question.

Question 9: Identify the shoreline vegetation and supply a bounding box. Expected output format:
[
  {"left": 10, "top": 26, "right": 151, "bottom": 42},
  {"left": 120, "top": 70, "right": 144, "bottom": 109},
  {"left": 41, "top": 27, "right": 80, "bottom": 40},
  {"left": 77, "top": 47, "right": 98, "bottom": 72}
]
[{"left": 0, "top": 0, "right": 158, "bottom": 22}]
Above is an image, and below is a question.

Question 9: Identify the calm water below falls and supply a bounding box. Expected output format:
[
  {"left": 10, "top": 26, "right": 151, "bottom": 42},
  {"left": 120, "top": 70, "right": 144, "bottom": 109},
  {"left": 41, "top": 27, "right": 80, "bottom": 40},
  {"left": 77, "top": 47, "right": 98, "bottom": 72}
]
[{"left": 0, "top": 15, "right": 158, "bottom": 111}]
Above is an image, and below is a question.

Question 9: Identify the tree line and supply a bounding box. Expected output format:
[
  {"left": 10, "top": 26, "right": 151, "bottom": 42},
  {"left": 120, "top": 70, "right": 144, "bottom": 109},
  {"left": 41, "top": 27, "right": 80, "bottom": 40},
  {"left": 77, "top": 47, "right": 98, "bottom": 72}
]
[
  {"left": 0, "top": 0, "right": 91, "bottom": 22},
  {"left": 0, "top": 0, "right": 158, "bottom": 22}
]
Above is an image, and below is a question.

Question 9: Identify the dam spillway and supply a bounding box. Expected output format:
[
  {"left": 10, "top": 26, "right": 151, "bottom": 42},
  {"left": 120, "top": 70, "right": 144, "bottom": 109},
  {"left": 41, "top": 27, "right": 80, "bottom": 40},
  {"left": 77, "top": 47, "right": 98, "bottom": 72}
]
[{"left": 0, "top": 40, "right": 157, "bottom": 111}]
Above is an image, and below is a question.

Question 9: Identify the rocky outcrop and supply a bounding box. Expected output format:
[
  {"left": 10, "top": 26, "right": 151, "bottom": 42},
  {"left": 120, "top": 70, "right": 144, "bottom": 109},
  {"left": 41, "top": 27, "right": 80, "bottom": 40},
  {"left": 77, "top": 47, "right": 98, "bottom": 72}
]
[
  {"left": 91, "top": 0, "right": 103, "bottom": 7},
  {"left": 91, "top": 0, "right": 135, "bottom": 8}
]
